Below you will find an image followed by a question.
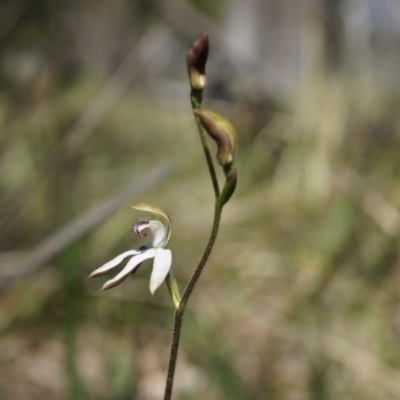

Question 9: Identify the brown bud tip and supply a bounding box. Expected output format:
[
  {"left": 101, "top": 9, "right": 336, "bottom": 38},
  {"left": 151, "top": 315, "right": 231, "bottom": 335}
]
[
  {"left": 186, "top": 33, "right": 209, "bottom": 90},
  {"left": 194, "top": 109, "right": 237, "bottom": 167}
]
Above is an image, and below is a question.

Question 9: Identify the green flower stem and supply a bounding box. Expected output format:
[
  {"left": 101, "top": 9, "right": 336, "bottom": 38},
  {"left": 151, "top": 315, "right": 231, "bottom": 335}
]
[
  {"left": 181, "top": 202, "right": 222, "bottom": 306},
  {"left": 163, "top": 202, "right": 223, "bottom": 400},
  {"left": 191, "top": 89, "right": 220, "bottom": 199},
  {"left": 163, "top": 87, "right": 227, "bottom": 399}
]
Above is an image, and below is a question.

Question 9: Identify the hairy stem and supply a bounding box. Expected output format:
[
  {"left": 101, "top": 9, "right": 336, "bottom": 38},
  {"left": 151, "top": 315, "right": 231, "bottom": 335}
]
[
  {"left": 163, "top": 85, "right": 223, "bottom": 399},
  {"left": 163, "top": 203, "right": 222, "bottom": 400}
]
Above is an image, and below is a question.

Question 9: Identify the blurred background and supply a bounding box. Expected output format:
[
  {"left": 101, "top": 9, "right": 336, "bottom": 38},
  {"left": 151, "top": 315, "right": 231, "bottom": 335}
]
[{"left": 1, "top": 0, "right": 400, "bottom": 398}]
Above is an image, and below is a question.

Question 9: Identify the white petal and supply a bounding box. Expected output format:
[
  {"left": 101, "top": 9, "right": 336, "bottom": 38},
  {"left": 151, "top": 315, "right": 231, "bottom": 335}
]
[
  {"left": 149, "top": 248, "right": 172, "bottom": 295},
  {"left": 89, "top": 250, "right": 141, "bottom": 278},
  {"left": 148, "top": 220, "right": 167, "bottom": 248},
  {"left": 102, "top": 248, "right": 157, "bottom": 290},
  {"left": 132, "top": 203, "right": 171, "bottom": 245}
]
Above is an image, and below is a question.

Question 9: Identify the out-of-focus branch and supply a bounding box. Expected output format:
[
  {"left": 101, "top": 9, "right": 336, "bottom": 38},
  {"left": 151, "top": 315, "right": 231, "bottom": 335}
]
[
  {"left": 57, "top": 23, "right": 171, "bottom": 161},
  {"left": 0, "top": 160, "right": 175, "bottom": 292},
  {"left": 0, "top": 23, "right": 171, "bottom": 236}
]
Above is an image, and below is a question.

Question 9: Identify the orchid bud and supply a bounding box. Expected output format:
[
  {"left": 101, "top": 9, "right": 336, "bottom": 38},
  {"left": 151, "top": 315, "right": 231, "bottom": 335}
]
[
  {"left": 194, "top": 109, "right": 237, "bottom": 168},
  {"left": 186, "top": 33, "right": 209, "bottom": 90}
]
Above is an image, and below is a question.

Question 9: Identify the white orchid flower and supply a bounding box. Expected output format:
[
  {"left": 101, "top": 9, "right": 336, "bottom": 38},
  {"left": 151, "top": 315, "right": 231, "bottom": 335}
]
[{"left": 90, "top": 203, "right": 173, "bottom": 295}]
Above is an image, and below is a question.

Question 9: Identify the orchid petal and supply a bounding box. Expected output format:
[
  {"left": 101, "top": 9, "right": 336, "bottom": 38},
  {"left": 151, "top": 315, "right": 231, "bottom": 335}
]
[
  {"left": 89, "top": 250, "right": 141, "bottom": 278},
  {"left": 132, "top": 203, "right": 171, "bottom": 246},
  {"left": 149, "top": 248, "right": 172, "bottom": 295},
  {"left": 148, "top": 220, "right": 166, "bottom": 248},
  {"left": 101, "top": 248, "right": 157, "bottom": 290}
]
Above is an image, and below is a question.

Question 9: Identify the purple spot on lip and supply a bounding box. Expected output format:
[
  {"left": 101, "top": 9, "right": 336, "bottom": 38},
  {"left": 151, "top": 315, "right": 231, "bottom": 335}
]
[{"left": 133, "top": 220, "right": 149, "bottom": 238}]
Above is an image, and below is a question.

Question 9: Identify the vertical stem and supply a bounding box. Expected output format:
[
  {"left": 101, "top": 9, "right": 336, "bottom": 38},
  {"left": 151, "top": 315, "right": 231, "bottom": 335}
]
[
  {"left": 191, "top": 90, "right": 220, "bottom": 199},
  {"left": 181, "top": 203, "right": 222, "bottom": 304},
  {"left": 164, "top": 310, "right": 184, "bottom": 400},
  {"left": 164, "top": 203, "right": 222, "bottom": 400},
  {"left": 164, "top": 81, "right": 225, "bottom": 399}
]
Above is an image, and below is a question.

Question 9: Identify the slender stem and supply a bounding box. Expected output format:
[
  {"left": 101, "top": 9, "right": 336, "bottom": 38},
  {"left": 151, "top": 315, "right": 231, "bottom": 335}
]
[
  {"left": 163, "top": 86, "right": 223, "bottom": 399},
  {"left": 181, "top": 203, "right": 222, "bottom": 304},
  {"left": 191, "top": 90, "right": 220, "bottom": 199},
  {"left": 163, "top": 310, "right": 183, "bottom": 400},
  {"left": 163, "top": 203, "right": 222, "bottom": 400}
]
